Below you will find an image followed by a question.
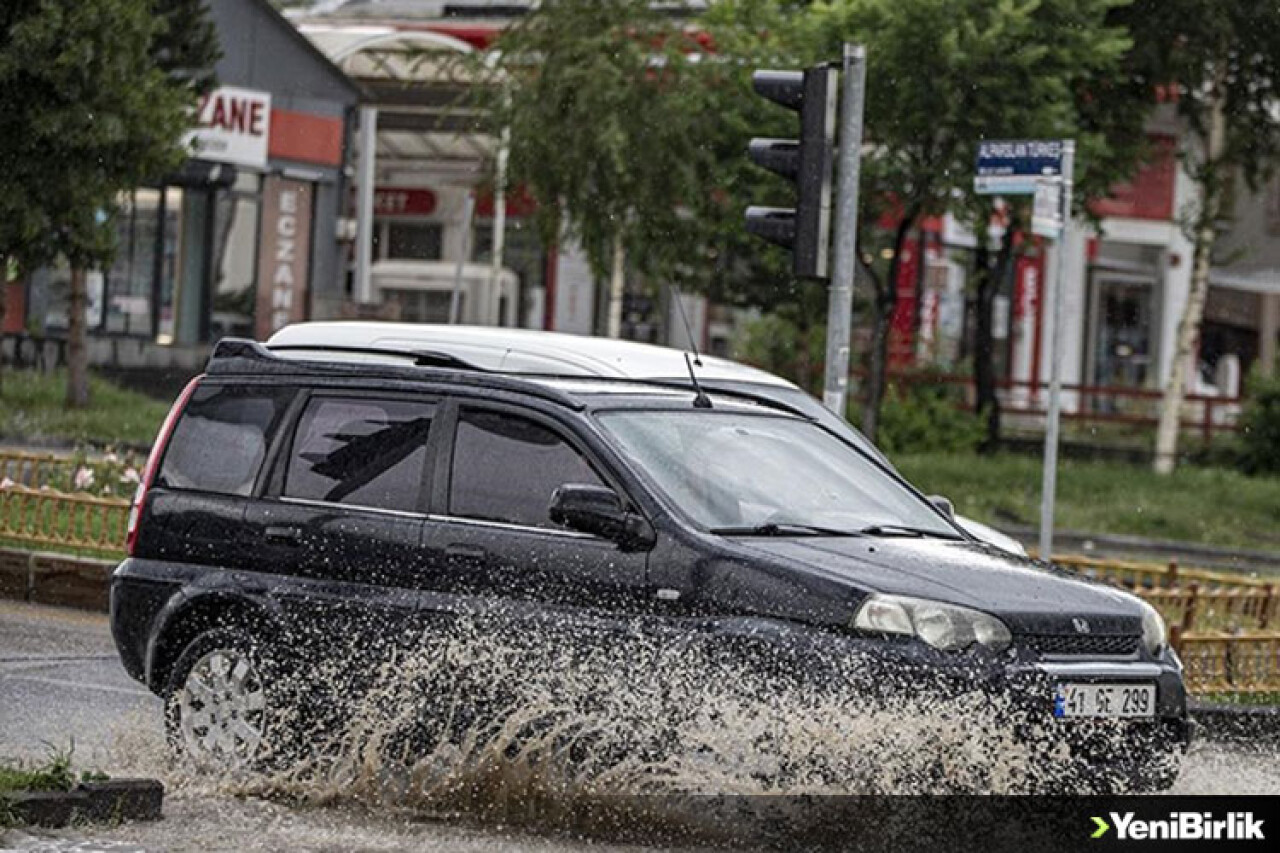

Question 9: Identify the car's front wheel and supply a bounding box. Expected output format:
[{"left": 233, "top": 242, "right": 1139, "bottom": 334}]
[{"left": 163, "top": 627, "right": 279, "bottom": 772}]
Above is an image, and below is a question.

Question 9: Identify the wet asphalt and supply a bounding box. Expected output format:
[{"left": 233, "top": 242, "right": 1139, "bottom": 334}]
[{"left": 1, "top": 600, "right": 1276, "bottom": 852}]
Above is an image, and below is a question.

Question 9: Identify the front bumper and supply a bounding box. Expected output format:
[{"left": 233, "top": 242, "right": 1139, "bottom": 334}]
[{"left": 807, "top": 631, "right": 1191, "bottom": 748}]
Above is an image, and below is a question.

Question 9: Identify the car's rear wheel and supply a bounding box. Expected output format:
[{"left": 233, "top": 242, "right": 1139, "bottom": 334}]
[{"left": 164, "top": 627, "right": 279, "bottom": 771}]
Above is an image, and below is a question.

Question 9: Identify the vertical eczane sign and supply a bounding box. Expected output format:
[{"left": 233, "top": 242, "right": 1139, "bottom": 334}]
[
  {"left": 186, "top": 86, "right": 271, "bottom": 169},
  {"left": 255, "top": 176, "right": 313, "bottom": 339}
]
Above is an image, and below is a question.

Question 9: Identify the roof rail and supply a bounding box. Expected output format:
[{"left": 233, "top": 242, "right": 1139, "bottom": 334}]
[
  {"left": 205, "top": 338, "right": 584, "bottom": 410},
  {"left": 266, "top": 343, "right": 486, "bottom": 371}
]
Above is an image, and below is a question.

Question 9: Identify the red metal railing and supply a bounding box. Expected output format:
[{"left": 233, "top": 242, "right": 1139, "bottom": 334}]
[{"left": 882, "top": 373, "right": 1243, "bottom": 443}]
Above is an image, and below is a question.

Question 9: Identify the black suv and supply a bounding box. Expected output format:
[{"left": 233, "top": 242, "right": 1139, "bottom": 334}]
[{"left": 110, "top": 339, "right": 1188, "bottom": 789}]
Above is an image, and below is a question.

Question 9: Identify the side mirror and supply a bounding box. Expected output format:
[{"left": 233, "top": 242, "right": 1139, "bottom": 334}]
[
  {"left": 550, "top": 483, "right": 655, "bottom": 550},
  {"left": 928, "top": 494, "right": 955, "bottom": 519}
]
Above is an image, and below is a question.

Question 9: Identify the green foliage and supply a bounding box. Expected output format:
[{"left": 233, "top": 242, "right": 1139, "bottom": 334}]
[
  {"left": 733, "top": 309, "right": 827, "bottom": 394},
  {"left": 0, "top": 742, "right": 80, "bottom": 795},
  {"left": 1120, "top": 0, "right": 1280, "bottom": 197},
  {"left": 1236, "top": 370, "right": 1280, "bottom": 476},
  {"left": 490, "top": 0, "right": 731, "bottom": 289},
  {"left": 872, "top": 373, "right": 984, "bottom": 455},
  {"left": 152, "top": 0, "right": 222, "bottom": 97},
  {"left": 0, "top": 0, "right": 201, "bottom": 272}
]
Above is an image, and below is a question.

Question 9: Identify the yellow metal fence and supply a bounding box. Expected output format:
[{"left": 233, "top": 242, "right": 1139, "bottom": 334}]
[{"left": 0, "top": 484, "right": 129, "bottom": 557}]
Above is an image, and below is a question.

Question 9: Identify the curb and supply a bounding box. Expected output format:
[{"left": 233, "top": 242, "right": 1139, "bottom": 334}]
[
  {"left": 3, "top": 779, "right": 164, "bottom": 828},
  {"left": 0, "top": 547, "right": 116, "bottom": 612},
  {"left": 1003, "top": 525, "right": 1280, "bottom": 577},
  {"left": 1189, "top": 702, "right": 1280, "bottom": 747}
]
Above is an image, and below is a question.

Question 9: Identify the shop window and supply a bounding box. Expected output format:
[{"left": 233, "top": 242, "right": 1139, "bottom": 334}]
[
  {"left": 472, "top": 218, "right": 548, "bottom": 325},
  {"left": 211, "top": 172, "right": 262, "bottom": 340},
  {"left": 104, "top": 189, "right": 163, "bottom": 336},
  {"left": 386, "top": 222, "right": 443, "bottom": 260}
]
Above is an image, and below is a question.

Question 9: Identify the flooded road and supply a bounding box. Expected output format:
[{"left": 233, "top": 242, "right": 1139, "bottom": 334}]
[{"left": 2, "top": 601, "right": 1276, "bottom": 852}]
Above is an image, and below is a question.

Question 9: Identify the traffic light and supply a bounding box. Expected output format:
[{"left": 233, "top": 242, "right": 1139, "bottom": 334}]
[{"left": 745, "top": 67, "right": 838, "bottom": 279}]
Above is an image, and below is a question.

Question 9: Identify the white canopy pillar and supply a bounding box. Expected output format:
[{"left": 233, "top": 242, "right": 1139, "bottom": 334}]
[{"left": 354, "top": 105, "right": 378, "bottom": 305}]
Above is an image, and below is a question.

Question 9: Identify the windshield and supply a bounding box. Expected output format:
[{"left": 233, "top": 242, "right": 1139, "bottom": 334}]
[{"left": 598, "top": 410, "right": 958, "bottom": 536}]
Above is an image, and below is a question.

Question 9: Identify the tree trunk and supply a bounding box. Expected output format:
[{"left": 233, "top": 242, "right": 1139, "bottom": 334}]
[
  {"left": 973, "top": 220, "right": 1017, "bottom": 452},
  {"left": 0, "top": 255, "right": 7, "bottom": 397},
  {"left": 606, "top": 234, "right": 625, "bottom": 339},
  {"left": 910, "top": 227, "right": 929, "bottom": 358},
  {"left": 1153, "top": 79, "right": 1226, "bottom": 475},
  {"left": 860, "top": 215, "right": 915, "bottom": 442},
  {"left": 65, "top": 267, "right": 90, "bottom": 409}
]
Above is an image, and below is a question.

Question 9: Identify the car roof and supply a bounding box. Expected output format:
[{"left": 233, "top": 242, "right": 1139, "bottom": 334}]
[
  {"left": 266, "top": 322, "right": 796, "bottom": 388},
  {"left": 206, "top": 338, "right": 802, "bottom": 417}
]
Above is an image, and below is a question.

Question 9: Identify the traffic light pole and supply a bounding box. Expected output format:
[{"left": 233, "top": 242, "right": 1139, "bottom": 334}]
[{"left": 822, "top": 44, "right": 867, "bottom": 416}]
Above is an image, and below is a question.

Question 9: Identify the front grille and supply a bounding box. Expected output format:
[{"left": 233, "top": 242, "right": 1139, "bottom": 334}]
[{"left": 1021, "top": 633, "right": 1141, "bottom": 657}]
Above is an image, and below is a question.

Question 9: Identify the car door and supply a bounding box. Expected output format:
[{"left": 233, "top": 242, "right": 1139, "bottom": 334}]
[
  {"left": 421, "top": 400, "right": 653, "bottom": 636},
  {"left": 242, "top": 390, "right": 441, "bottom": 645}
]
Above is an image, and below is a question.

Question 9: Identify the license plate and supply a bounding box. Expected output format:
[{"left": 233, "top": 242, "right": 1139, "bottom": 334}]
[{"left": 1053, "top": 683, "right": 1155, "bottom": 719}]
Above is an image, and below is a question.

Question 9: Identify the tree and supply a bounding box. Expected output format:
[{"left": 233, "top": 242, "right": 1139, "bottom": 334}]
[
  {"left": 808, "top": 0, "right": 1143, "bottom": 444},
  {"left": 1125, "top": 1, "right": 1280, "bottom": 473},
  {"left": 488, "top": 0, "right": 736, "bottom": 338},
  {"left": 0, "top": 0, "right": 205, "bottom": 407}
]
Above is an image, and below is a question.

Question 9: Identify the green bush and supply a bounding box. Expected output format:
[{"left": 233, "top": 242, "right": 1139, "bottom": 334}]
[
  {"left": 1237, "top": 369, "right": 1280, "bottom": 475},
  {"left": 871, "top": 372, "right": 985, "bottom": 455}
]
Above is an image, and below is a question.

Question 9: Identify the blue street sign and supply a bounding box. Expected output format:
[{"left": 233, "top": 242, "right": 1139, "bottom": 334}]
[{"left": 974, "top": 139, "right": 1064, "bottom": 195}]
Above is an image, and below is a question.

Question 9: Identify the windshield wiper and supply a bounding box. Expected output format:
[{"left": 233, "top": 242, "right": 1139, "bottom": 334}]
[
  {"left": 710, "top": 522, "right": 859, "bottom": 537},
  {"left": 855, "top": 524, "right": 963, "bottom": 540}
]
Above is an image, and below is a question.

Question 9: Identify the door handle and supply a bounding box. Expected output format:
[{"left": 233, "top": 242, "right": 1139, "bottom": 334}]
[
  {"left": 264, "top": 525, "right": 302, "bottom": 544},
  {"left": 445, "top": 543, "right": 487, "bottom": 563}
]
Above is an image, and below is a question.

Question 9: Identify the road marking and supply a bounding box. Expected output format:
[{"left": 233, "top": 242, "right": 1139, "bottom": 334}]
[{"left": 0, "top": 672, "right": 151, "bottom": 698}]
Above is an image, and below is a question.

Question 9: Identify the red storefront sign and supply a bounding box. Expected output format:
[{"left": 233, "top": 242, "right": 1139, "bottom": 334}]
[{"left": 374, "top": 188, "right": 438, "bottom": 217}]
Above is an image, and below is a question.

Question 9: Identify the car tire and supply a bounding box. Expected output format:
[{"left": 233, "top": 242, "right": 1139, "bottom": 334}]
[{"left": 163, "top": 626, "right": 290, "bottom": 772}]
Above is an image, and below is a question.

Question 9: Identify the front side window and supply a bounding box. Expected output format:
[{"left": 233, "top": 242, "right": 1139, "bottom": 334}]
[
  {"left": 159, "top": 384, "right": 293, "bottom": 496},
  {"left": 598, "top": 410, "right": 957, "bottom": 535},
  {"left": 449, "top": 409, "right": 602, "bottom": 528},
  {"left": 284, "top": 397, "right": 434, "bottom": 512}
]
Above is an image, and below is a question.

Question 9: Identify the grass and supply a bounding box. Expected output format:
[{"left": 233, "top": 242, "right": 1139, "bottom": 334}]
[
  {"left": 896, "top": 452, "right": 1280, "bottom": 552},
  {"left": 0, "top": 743, "right": 107, "bottom": 827},
  {"left": 0, "top": 369, "right": 169, "bottom": 448},
  {"left": 0, "top": 742, "right": 105, "bottom": 795}
]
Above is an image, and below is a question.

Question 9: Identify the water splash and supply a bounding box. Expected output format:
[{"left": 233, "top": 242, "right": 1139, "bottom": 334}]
[{"left": 111, "top": 617, "right": 1182, "bottom": 844}]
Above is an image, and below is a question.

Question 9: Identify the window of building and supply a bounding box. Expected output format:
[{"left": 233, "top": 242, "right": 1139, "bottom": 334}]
[
  {"left": 385, "top": 222, "right": 443, "bottom": 260},
  {"left": 211, "top": 171, "right": 263, "bottom": 340},
  {"left": 104, "top": 189, "right": 164, "bottom": 336},
  {"left": 449, "top": 409, "right": 603, "bottom": 528},
  {"left": 159, "top": 384, "right": 294, "bottom": 496},
  {"left": 285, "top": 397, "right": 435, "bottom": 512},
  {"left": 473, "top": 217, "right": 547, "bottom": 320}
]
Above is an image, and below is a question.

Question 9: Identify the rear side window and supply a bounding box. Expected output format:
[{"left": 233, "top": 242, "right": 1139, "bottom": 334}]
[
  {"left": 449, "top": 408, "right": 603, "bottom": 528},
  {"left": 158, "top": 384, "right": 292, "bottom": 496},
  {"left": 284, "top": 397, "right": 434, "bottom": 512}
]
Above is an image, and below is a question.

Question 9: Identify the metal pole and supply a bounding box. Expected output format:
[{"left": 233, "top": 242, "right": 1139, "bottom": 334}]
[
  {"left": 823, "top": 44, "right": 867, "bottom": 416},
  {"left": 489, "top": 120, "right": 511, "bottom": 326},
  {"left": 1039, "top": 139, "right": 1075, "bottom": 559},
  {"left": 354, "top": 106, "right": 378, "bottom": 305},
  {"left": 450, "top": 192, "right": 476, "bottom": 324}
]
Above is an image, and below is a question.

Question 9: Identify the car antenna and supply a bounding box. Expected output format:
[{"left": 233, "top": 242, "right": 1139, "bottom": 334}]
[
  {"left": 671, "top": 284, "right": 703, "bottom": 367},
  {"left": 684, "top": 352, "right": 713, "bottom": 409}
]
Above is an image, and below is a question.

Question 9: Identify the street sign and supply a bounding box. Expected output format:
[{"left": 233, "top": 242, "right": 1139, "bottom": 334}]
[
  {"left": 1031, "top": 178, "right": 1063, "bottom": 238},
  {"left": 974, "top": 139, "right": 1064, "bottom": 195}
]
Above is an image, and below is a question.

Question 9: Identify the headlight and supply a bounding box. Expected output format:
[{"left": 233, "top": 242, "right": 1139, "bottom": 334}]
[
  {"left": 1139, "top": 599, "right": 1167, "bottom": 655},
  {"left": 853, "top": 593, "right": 1012, "bottom": 652}
]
